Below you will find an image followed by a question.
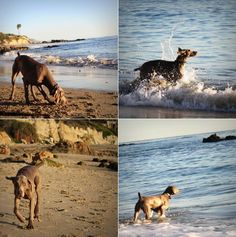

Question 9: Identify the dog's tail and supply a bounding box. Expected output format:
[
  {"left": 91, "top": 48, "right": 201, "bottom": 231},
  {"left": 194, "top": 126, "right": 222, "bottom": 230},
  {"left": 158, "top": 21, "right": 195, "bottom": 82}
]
[
  {"left": 138, "top": 192, "right": 142, "bottom": 200},
  {"left": 17, "top": 52, "right": 20, "bottom": 57},
  {"left": 134, "top": 67, "right": 140, "bottom": 71}
]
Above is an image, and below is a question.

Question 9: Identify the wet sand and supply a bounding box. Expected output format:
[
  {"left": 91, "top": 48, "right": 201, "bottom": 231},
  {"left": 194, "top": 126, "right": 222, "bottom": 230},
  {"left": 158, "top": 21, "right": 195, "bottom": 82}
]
[
  {"left": 0, "top": 81, "right": 117, "bottom": 118},
  {"left": 119, "top": 105, "right": 236, "bottom": 118},
  {"left": 0, "top": 143, "right": 117, "bottom": 237}
]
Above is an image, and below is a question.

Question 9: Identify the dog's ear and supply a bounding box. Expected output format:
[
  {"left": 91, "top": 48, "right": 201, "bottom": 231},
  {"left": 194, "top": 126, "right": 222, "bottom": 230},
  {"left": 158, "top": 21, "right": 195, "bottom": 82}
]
[
  {"left": 177, "top": 47, "right": 182, "bottom": 54},
  {"left": 6, "top": 176, "right": 16, "bottom": 183}
]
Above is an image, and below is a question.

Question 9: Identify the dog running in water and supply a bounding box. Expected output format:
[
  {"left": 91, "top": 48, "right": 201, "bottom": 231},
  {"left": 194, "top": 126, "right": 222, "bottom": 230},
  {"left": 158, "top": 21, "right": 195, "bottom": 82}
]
[
  {"left": 10, "top": 52, "right": 67, "bottom": 105},
  {"left": 133, "top": 186, "right": 180, "bottom": 222},
  {"left": 134, "top": 48, "right": 197, "bottom": 82}
]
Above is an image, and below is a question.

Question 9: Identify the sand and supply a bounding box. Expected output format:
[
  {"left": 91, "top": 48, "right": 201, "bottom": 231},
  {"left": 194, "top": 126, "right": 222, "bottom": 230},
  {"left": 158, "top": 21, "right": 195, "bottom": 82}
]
[
  {"left": 0, "top": 143, "right": 117, "bottom": 237},
  {"left": 0, "top": 81, "right": 117, "bottom": 118},
  {"left": 119, "top": 105, "right": 236, "bottom": 118}
]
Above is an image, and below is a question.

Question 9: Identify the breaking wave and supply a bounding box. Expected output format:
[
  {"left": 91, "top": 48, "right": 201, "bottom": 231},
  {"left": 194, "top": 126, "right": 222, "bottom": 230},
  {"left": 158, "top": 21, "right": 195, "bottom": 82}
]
[
  {"left": 119, "top": 68, "right": 236, "bottom": 112},
  {"left": 2, "top": 51, "right": 117, "bottom": 69}
]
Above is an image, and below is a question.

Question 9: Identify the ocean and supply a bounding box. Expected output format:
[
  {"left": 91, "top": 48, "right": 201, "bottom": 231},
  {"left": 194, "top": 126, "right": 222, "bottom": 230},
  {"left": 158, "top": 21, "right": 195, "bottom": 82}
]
[
  {"left": 119, "top": 0, "right": 236, "bottom": 113},
  {"left": 119, "top": 130, "right": 236, "bottom": 237},
  {"left": 0, "top": 36, "right": 117, "bottom": 91}
]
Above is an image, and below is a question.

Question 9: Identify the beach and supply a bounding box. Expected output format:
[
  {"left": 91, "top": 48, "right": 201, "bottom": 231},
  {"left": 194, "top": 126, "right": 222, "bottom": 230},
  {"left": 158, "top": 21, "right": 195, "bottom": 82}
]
[
  {"left": 0, "top": 81, "right": 117, "bottom": 118},
  {"left": 120, "top": 105, "right": 236, "bottom": 118},
  {"left": 0, "top": 143, "right": 117, "bottom": 237}
]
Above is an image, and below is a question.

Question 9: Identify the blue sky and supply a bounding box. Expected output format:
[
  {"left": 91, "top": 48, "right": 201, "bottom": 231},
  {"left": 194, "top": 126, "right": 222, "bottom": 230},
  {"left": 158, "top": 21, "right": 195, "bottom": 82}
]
[
  {"left": 0, "top": 0, "right": 117, "bottom": 40},
  {"left": 119, "top": 119, "right": 236, "bottom": 143}
]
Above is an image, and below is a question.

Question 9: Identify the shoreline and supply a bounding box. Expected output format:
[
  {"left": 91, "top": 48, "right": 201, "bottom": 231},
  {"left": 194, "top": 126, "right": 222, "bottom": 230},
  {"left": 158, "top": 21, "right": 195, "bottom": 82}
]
[
  {"left": 0, "top": 81, "right": 117, "bottom": 118},
  {"left": 119, "top": 105, "right": 236, "bottom": 118}
]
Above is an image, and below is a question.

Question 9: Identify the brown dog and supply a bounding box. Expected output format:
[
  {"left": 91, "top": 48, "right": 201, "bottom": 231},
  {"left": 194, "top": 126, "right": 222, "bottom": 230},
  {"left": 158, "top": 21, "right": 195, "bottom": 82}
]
[
  {"left": 6, "top": 162, "right": 44, "bottom": 229},
  {"left": 133, "top": 186, "right": 179, "bottom": 222},
  {"left": 10, "top": 52, "right": 67, "bottom": 105},
  {"left": 134, "top": 48, "right": 197, "bottom": 82}
]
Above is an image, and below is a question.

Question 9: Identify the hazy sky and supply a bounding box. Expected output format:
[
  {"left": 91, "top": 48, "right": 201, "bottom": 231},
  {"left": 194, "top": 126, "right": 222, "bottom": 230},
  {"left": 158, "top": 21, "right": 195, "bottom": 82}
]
[
  {"left": 119, "top": 119, "right": 236, "bottom": 143},
  {"left": 0, "top": 0, "right": 117, "bottom": 41}
]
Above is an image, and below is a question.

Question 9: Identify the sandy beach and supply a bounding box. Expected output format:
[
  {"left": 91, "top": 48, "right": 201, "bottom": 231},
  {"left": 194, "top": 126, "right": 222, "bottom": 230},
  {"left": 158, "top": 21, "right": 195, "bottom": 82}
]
[
  {"left": 0, "top": 143, "right": 117, "bottom": 237},
  {"left": 119, "top": 105, "right": 236, "bottom": 118},
  {"left": 0, "top": 81, "right": 117, "bottom": 118}
]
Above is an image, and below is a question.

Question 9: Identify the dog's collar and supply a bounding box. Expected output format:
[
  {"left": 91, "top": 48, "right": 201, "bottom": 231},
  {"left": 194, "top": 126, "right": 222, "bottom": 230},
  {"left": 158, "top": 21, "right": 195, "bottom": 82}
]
[
  {"left": 50, "top": 83, "right": 59, "bottom": 95},
  {"left": 167, "top": 193, "right": 171, "bottom": 199}
]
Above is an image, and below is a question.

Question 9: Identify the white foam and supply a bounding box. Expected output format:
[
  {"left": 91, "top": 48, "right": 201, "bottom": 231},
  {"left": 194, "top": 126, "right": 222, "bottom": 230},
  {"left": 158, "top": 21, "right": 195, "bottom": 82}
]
[
  {"left": 120, "top": 68, "right": 236, "bottom": 112},
  {"left": 119, "top": 222, "right": 236, "bottom": 237}
]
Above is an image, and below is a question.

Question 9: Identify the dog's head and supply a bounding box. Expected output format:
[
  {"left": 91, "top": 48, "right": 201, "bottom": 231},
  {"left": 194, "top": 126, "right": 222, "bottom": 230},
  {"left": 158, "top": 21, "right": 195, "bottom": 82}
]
[
  {"left": 177, "top": 48, "right": 197, "bottom": 57},
  {"left": 163, "top": 186, "right": 180, "bottom": 197},
  {"left": 54, "top": 86, "right": 67, "bottom": 105},
  {"left": 6, "top": 175, "right": 32, "bottom": 199}
]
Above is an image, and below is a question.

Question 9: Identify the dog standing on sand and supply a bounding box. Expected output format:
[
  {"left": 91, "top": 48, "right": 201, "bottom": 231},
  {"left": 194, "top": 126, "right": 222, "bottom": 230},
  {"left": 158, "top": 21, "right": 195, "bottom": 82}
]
[
  {"left": 6, "top": 162, "right": 44, "bottom": 229},
  {"left": 134, "top": 48, "right": 197, "bottom": 82},
  {"left": 133, "top": 186, "right": 179, "bottom": 222},
  {"left": 10, "top": 52, "right": 67, "bottom": 105}
]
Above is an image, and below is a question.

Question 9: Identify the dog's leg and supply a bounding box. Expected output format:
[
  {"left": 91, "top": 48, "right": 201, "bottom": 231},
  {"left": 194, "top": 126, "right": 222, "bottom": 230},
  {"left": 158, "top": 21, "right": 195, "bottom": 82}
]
[
  {"left": 9, "top": 63, "right": 19, "bottom": 100},
  {"left": 37, "top": 86, "right": 54, "bottom": 104},
  {"left": 143, "top": 205, "right": 152, "bottom": 220},
  {"left": 23, "top": 83, "right": 30, "bottom": 105},
  {"left": 159, "top": 206, "right": 166, "bottom": 218},
  {"left": 133, "top": 206, "right": 141, "bottom": 222},
  {"left": 27, "top": 197, "right": 35, "bottom": 229},
  {"left": 30, "top": 85, "right": 40, "bottom": 101},
  {"left": 34, "top": 176, "right": 41, "bottom": 221},
  {"left": 14, "top": 197, "right": 25, "bottom": 223}
]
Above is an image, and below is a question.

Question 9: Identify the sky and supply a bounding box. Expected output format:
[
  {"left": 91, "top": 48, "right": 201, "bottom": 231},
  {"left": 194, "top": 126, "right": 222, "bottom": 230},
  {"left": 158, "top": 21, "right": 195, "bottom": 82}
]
[
  {"left": 119, "top": 119, "right": 236, "bottom": 143},
  {"left": 0, "top": 0, "right": 117, "bottom": 41}
]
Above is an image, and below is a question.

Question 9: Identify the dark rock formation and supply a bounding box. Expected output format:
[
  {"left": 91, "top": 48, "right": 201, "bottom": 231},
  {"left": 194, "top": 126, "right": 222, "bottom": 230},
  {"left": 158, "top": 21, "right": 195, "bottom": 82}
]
[{"left": 203, "top": 133, "right": 236, "bottom": 143}]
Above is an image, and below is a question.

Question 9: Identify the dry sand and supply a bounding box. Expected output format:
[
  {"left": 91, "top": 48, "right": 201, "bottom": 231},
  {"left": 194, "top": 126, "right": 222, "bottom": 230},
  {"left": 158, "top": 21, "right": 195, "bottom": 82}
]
[
  {"left": 0, "top": 143, "right": 117, "bottom": 237},
  {"left": 0, "top": 82, "right": 117, "bottom": 118}
]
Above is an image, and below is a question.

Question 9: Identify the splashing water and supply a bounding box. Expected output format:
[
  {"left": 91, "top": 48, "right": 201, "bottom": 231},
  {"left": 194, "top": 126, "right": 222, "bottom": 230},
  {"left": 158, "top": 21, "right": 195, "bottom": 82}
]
[{"left": 120, "top": 33, "right": 236, "bottom": 112}]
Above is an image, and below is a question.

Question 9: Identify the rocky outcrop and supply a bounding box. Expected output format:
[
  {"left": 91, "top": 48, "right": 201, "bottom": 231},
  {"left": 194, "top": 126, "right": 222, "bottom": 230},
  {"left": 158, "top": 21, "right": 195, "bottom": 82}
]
[
  {"left": 0, "top": 131, "right": 12, "bottom": 144},
  {"left": 0, "top": 33, "right": 31, "bottom": 54},
  {"left": 203, "top": 133, "right": 236, "bottom": 143},
  {"left": 0, "top": 144, "right": 11, "bottom": 155}
]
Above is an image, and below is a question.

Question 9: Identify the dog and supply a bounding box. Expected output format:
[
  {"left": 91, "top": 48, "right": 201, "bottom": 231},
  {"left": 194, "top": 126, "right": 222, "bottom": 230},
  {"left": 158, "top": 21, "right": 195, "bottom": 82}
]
[
  {"left": 10, "top": 52, "right": 67, "bottom": 105},
  {"left": 134, "top": 48, "right": 197, "bottom": 82},
  {"left": 6, "top": 162, "right": 44, "bottom": 229},
  {"left": 133, "top": 186, "right": 179, "bottom": 222}
]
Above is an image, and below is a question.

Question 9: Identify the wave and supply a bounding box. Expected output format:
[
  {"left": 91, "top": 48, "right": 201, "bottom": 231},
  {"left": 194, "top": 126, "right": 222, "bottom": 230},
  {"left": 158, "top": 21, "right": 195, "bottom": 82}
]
[
  {"left": 119, "top": 69, "right": 236, "bottom": 112},
  {"left": 1, "top": 51, "right": 117, "bottom": 69},
  {"left": 119, "top": 221, "right": 236, "bottom": 237}
]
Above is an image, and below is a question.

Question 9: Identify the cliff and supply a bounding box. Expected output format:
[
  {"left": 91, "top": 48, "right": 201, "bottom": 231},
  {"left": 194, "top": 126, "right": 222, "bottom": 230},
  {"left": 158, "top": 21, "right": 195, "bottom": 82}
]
[
  {"left": 0, "top": 32, "right": 31, "bottom": 54},
  {"left": 0, "top": 120, "right": 117, "bottom": 145}
]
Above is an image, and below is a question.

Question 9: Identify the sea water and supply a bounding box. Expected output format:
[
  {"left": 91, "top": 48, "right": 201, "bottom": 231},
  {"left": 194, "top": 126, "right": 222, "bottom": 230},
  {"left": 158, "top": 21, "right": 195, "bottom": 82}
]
[
  {"left": 119, "top": 0, "right": 236, "bottom": 112},
  {"left": 119, "top": 130, "right": 236, "bottom": 236},
  {"left": 0, "top": 36, "right": 117, "bottom": 91}
]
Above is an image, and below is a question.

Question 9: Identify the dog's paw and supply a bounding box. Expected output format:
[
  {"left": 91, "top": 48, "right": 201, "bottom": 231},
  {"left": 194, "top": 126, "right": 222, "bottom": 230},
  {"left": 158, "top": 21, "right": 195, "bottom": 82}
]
[{"left": 26, "top": 222, "right": 34, "bottom": 229}]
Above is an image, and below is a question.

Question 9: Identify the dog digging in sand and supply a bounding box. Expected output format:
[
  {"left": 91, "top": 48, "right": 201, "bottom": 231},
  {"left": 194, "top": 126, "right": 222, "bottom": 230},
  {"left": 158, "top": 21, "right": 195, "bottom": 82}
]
[
  {"left": 134, "top": 48, "right": 197, "bottom": 83},
  {"left": 133, "top": 186, "right": 180, "bottom": 222},
  {"left": 10, "top": 52, "right": 67, "bottom": 105},
  {"left": 6, "top": 162, "right": 44, "bottom": 229}
]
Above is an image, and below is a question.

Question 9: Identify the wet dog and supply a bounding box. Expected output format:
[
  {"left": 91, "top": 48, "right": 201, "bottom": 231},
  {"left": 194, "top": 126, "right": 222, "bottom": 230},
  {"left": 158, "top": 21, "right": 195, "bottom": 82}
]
[
  {"left": 133, "top": 186, "right": 179, "bottom": 222},
  {"left": 134, "top": 48, "right": 197, "bottom": 82},
  {"left": 10, "top": 52, "right": 67, "bottom": 105}
]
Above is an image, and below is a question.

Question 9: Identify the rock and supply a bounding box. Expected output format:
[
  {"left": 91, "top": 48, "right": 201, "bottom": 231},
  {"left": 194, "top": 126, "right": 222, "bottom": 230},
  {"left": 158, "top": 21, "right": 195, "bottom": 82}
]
[
  {"left": 77, "top": 161, "right": 83, "bottom": 165},
  {"left": 202, "top": 133, "right": 222, "bottom": 143},
  {"left": 1, "top": 156, "right": 26, "bottom": 163},
  {"left": 92, "top": 158, "right": 99, "bottom": 162},
  {"left": 225, "top": 135, "right": 236, "bottom": 140},
  {"left": 0, "top": 144, "right": 10, "bottom": 155},
  {"left": 21, "top": 139, "right": 27, "bottom": 144},
  {"left": 203, "top": 133, "right": 236, "bottom": 143},
  {"left": 32, "top": 150, "right": 54, "bottom": 164},
  {"left": 0, "top": 131, "right": 12, "bottom": 144}
]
